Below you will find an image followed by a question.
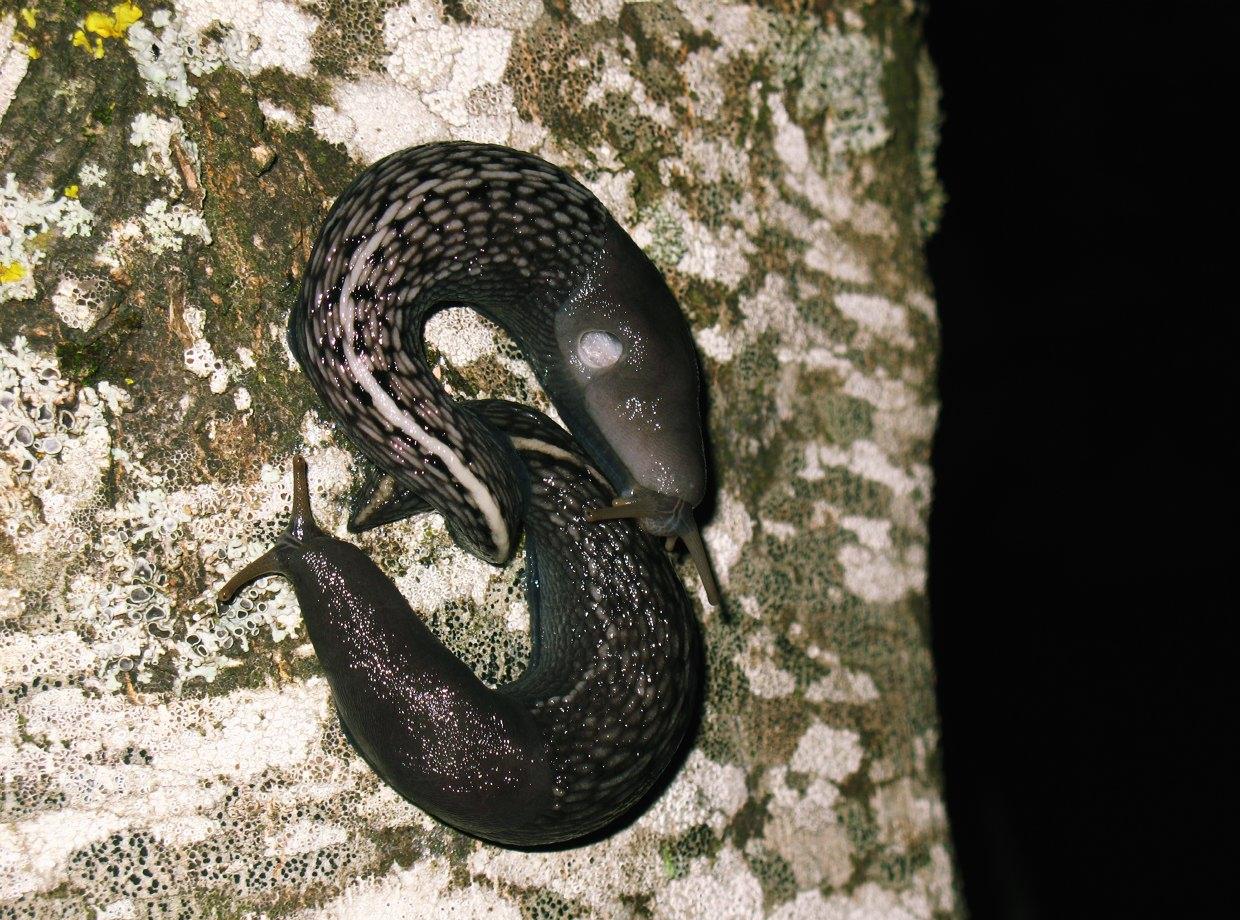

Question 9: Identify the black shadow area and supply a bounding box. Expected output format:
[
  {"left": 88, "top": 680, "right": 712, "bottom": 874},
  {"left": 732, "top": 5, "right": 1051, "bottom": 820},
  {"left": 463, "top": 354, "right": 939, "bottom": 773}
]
[{"left": 925, "top": 2, "right": 1230, "bottom": 917}]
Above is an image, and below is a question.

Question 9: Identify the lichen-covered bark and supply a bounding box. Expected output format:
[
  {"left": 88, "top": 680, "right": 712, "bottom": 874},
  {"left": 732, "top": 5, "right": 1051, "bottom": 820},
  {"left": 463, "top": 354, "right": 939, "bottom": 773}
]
[{"left": 0, "top": 2, "right": 953, "bottom": 917}]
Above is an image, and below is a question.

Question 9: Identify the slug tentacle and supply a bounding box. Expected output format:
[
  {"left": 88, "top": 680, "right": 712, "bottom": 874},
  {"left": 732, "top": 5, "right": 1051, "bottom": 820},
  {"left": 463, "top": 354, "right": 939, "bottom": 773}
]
[
  {"left": 677, "top": 517, "right": 721, "bottom": 608},
  {"left": 217, "top": 455, "right": 321, "bottom": 603},
  {"left": 220, "top": 417, "right": 699, "bottom": 846},
  {"left": 586, "top": 495, "right": 721, "bottom": 607},
  {"left": 290, "top": 141, "right": 716, "bottom": 601},
  {"left": 216, "top": 552, "right": 284, "bottom": 606}
]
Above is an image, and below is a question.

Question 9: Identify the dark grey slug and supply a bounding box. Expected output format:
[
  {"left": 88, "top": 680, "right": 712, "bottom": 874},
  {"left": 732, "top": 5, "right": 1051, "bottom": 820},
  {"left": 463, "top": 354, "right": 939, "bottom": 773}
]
[
  {"left": 219, "top": 401, "right": 701, "bottom": 847},
  {"left": 289, "top": 141, "right": 718, "bottom": 604}
]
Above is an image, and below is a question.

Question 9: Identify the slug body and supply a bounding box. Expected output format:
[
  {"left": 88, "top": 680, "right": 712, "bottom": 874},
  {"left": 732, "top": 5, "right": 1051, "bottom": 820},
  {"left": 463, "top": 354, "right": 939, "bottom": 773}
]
[
  {"left": 220, "top": 401, "right": 700, "bottom": 846},
  {"left": 290, "top": 142, "right": 716, "bottom": 599}
]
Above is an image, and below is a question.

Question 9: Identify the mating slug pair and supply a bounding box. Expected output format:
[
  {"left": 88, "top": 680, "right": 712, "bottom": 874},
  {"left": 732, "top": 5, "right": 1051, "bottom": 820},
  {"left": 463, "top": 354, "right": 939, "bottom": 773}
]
[{"left": 220, "top": 142, "right": 714, "bottom": 846}]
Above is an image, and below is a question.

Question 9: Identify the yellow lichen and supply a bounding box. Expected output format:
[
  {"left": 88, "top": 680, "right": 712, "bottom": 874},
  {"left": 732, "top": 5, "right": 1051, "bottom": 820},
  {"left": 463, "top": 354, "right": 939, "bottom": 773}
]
[
  {"left": 1, "top": 263, "right": 28, "bottom": 284},
  {"left": 72, "top": 2, "right": 141, "bottom": 57},
  {"left": 85, "top": 2, "right": 142, "bottom": 39},
  {"left": 71, "top": 29, "right": 104, "bottom": 58},
  {"left": 13, "top": 7, "right": 39, "bottom": 57}
]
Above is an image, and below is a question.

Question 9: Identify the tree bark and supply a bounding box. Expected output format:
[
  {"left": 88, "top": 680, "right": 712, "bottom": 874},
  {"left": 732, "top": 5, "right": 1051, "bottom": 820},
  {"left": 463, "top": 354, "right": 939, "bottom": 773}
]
[{"left": 0, "top": 1, "right": 954, "bottom": 916}]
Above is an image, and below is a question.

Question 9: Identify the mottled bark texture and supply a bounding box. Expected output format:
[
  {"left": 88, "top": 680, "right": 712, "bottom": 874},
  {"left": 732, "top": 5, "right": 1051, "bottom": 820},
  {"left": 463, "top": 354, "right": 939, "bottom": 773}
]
[{"left": 0, "top": 2, "right": 953, "bottom": 917}]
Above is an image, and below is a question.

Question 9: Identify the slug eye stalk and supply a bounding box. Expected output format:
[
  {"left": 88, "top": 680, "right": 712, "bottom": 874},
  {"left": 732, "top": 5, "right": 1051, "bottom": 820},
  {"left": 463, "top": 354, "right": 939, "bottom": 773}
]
[{"left": 217, "top": 456, "right": 321, "bottom": 606}]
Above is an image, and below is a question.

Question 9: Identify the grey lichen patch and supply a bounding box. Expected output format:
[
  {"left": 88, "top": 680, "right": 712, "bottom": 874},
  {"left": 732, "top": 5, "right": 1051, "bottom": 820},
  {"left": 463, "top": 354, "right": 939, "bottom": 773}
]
[
  {"left": 914, "top": 48, "right": 945, "bottom": 239},
  {"left": 745, "top": 847, "right": 799, "bottom": 911},
  {"left": 505, "top": 15, "right": 608, "bottom": 149},
  {"left": 804, "top": 379, "right": 878, "bottom": 444},
  {"left": 660, "top": 823, "right": 722, "bottom": 880},
  {"left": 639, "top": 202, "right": 689, "bottom": 268},
  {"left": 731, "top": 526, "right": 850, "bottom": 618},
  {"left": 305, "top": 0, "right": 407, "bottom": 76},
  {"left": 513, "top": 885, "right": 592, "bottom": 920},
  {"left": 424, "top": 591, "right": 531, "bottom": 689},
  {"left": 618, "top": 0, "right": 695, "bottom": 63},
  {"left": 778, "top": 19, "right": 892, "bottom": 160}
]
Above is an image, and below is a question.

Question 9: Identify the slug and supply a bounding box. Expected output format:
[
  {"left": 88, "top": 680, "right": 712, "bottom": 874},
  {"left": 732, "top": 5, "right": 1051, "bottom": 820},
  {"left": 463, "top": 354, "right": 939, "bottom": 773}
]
[
  {"left": 289, "top": 141, "right": 718, "bottom": 604},
  {"left": 219, "top": 400, "right": 701, "bottom": 847}
]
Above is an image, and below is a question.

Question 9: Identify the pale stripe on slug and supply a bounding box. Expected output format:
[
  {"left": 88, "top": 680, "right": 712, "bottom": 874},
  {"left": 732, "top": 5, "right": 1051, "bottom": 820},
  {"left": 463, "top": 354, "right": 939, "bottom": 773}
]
[
  {"left": 509, "top": 435, "right": 611, "bottom": 489},
  {"left": 337, "top": 229, "right": 511, "bottom": 558}
]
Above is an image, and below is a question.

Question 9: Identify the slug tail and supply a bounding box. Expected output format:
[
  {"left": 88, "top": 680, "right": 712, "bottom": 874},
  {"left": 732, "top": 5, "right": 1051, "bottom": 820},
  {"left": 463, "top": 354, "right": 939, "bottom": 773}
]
[
  {"left": 218, "top": 455, "right": 321, "bottom": 606},
  {"left": 347, "top": 465, "right": 432, "bottom": 533}
]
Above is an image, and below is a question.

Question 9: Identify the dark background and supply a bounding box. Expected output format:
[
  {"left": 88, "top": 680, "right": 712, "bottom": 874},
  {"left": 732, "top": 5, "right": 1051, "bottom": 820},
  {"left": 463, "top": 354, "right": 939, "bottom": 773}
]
[{"left": 924, "top": 2, "right": 1227, "bottom": 916}]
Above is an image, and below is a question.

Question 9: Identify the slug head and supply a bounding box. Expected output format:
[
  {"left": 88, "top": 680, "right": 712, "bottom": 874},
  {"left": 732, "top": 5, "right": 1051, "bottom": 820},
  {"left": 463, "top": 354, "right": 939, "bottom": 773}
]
[
  {"left": 217, "top": 456, "right": 324, "bottom": 605},
  {"left": 555, "top": 223, "right": 719, "bottom": 605}
]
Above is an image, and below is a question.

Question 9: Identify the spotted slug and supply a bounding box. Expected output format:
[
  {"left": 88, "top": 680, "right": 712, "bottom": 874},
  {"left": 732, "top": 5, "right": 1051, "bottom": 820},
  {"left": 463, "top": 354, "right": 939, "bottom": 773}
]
[
  {"left": 288, "top": 141, "right": 718, "bottom": 604},
  {"left": 219, "top": 400, "right": 701, "bottom": 847}
]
